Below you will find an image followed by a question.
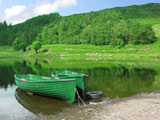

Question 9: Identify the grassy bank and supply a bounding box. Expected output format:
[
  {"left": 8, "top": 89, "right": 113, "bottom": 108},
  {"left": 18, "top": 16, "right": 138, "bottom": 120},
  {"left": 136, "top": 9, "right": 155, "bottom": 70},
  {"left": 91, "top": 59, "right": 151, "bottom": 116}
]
[{"left": 0, "top": 40, "right": 160, "bottom": 60}]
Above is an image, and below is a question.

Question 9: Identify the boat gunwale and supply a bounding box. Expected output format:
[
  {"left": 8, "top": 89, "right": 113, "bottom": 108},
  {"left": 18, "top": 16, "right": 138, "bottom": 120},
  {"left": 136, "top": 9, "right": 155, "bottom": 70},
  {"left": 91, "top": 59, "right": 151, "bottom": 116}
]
[
  {"left": 51, "top": 71, "right": 88, "bottom": 78},
  {"left": 56, "top": 76, "right": 88, "bottom": 78},
  {"left": 14, "top": 74, "right": 76, "bottom": 83},
  {"left": 15, "top": 79, "right": 76, "bottom": 83}
]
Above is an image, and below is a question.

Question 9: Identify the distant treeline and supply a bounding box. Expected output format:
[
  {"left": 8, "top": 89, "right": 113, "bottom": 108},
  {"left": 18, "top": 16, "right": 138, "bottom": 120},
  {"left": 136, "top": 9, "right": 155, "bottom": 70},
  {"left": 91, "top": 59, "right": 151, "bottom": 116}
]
[{"left": 0, "top": 3, "right": 159, "bottom": 51}]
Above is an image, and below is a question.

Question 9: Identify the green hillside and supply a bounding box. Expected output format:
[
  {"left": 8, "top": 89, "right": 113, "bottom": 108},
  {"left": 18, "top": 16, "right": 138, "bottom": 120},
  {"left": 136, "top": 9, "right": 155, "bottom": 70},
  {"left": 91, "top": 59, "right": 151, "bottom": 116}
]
[
  {"left": 110, "top": 3, "right": 160, "bottom": 19},
  {"left": 0, "top": 3, "right": 160, "bottom": 51}
]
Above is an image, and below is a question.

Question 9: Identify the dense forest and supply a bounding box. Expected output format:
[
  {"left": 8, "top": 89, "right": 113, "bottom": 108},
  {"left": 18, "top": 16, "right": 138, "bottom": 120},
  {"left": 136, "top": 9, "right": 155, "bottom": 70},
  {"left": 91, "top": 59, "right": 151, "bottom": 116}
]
[
  {"left": 37, "top": 12, "right": 156, "bottom": 46},
  {"left": 0, "top": 3, "right": 160, "bottom": 51}
]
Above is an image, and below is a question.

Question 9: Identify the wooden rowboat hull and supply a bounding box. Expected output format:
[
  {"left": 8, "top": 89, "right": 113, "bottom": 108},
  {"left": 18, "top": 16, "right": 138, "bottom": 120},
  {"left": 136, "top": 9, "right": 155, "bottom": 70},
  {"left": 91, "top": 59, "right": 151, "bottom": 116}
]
[{"left": 14, "top": 74, "right": 76, "bottom": 103}]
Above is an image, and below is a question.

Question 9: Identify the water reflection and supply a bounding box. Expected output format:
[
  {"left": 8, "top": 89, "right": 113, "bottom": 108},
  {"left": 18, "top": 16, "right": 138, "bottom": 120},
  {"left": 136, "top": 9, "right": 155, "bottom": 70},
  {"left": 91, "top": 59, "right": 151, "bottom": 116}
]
[
  {"left": 87, "top": 66, "right": 157, "bottom": 98},
  {"left": 0, "top": 66, "right": 15, "bottom": 89},
  {"left": 12, "top": 61, "right": 35, "bottom": 74},
  {"left": 15, "top": 88, "right": 72, "bottom": 115},
  {"left": 0, "top": 86, "right": 36, "bottom": 120}
]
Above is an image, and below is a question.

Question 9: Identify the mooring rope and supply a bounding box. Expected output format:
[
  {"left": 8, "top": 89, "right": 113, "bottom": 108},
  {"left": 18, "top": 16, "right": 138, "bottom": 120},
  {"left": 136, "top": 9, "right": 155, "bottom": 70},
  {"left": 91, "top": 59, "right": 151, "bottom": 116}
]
[{"left": 76, "top": 88, "right": 88, "bottom": 107}]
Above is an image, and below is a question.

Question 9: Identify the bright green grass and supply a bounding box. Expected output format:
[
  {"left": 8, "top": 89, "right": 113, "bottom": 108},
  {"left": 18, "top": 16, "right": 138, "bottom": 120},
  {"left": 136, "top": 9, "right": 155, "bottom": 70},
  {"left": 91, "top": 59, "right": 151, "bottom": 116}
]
[
  {"left": 1, "top": 42, "right": 160, "bottom": 61},
  {"left": 131, "top": 19, "right": 160, "bottom": 25},
  {"left": 153, "top": 24, "right": 160, "bottom": 37}
]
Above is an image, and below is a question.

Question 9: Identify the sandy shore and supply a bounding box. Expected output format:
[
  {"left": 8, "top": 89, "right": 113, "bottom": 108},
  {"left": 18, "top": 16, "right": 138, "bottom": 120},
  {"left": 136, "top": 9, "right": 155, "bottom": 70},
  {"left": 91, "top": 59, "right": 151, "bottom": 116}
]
[
  {"left": 90, "top": 90, "right": 160, "bottom": 120},
  {"left": 37, "top": 90, "right": 160, "bottom": 120}
]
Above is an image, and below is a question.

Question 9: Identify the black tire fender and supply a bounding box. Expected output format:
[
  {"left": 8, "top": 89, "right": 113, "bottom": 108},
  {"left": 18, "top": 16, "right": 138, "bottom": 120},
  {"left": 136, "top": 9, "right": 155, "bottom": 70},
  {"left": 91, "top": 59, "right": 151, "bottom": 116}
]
[{"left": 86, "top": 91, "right": 103, "bottom": 99}]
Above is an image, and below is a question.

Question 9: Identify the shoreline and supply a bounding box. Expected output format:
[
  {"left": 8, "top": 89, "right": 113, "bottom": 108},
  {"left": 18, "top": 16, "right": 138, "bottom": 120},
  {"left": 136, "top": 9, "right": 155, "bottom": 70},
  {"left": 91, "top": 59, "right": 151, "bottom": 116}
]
[
  {"left": 37, "top": 90, "right": 160, "bottom": 120},
  {"left": 0, "top": 43, "right": 160, "bottom": 60},
  {"left": 89, "top": 90, "right": 160, "bottom": 120}
]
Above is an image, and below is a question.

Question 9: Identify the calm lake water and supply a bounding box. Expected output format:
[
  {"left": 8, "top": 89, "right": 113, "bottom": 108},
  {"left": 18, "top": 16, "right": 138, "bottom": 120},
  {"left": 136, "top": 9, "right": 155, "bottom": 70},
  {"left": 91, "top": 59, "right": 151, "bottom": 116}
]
[{"left": 1, "top": 58, "right": 160, "bottom": 119}]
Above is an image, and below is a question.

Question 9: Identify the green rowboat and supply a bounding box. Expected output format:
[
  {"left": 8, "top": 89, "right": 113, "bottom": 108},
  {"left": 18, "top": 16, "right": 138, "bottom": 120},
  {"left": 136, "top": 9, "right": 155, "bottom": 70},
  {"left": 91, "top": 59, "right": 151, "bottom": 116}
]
[
  {"left": 14, "top": 74, "right": 76, "bottom": 103},
  {"left": 51, "top": 70, "right": 88, "bottom": 90}
]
